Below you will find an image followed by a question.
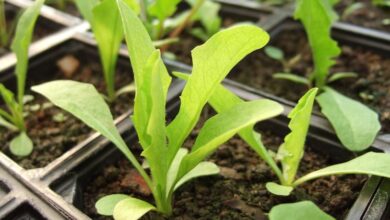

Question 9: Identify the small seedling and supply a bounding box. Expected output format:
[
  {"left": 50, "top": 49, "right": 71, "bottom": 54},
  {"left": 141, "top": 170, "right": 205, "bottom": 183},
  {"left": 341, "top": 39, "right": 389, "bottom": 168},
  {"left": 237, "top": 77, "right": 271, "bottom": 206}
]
[
  {"left": 270, "top": 0, "right": 381, "bottom": 151},
  {"left": 32, "top": 1, "right": 283, "bottom": 219},
  {"left": 0, "top": 0, "right": 44, "bottom": 156}
]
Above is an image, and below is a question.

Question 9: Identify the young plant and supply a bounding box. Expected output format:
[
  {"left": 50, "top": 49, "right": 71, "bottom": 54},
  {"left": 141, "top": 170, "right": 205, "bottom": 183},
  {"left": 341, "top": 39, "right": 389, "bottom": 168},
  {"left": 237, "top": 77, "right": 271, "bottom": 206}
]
[
  {"left": 0, "top": 0, "right": 44, "bottom": 156},
  {"left": 270, "top": 0, "right": 381, "bottom": 152},
  {"left": 32, "top": 1, "right": 283, "bottom": 219}
]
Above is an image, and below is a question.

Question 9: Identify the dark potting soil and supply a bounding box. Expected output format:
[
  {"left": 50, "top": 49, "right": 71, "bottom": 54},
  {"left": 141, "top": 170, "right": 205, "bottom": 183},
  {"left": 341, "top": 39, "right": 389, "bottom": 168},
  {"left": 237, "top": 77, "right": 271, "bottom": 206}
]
[
  {"left": 0, "top": 4, "right": 61, "bottom": 57},
  {"left": 336, "top": 0, "right": 390, "bottom": 32},
  {"left": 81, "top": 114, "right": 366, "bottom": 219},
  {"left": 0, "top": 54, "right": 134, "bottom": 169}
]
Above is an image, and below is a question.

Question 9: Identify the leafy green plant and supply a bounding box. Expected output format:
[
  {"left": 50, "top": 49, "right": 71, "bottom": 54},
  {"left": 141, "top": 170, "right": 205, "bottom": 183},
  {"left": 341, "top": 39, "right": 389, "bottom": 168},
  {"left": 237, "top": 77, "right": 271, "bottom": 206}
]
[
  {"left": 0, "top": 0, "right": 44, "bottom": 156},
  {"left": 32, "top": 1, "right": 282, "bottom": 219},
  {"left": 269, "top": 201, "right": 334, "bottom": 220},
  {"left": 268, "top": 0, "right": 381, "bottom": 151}
]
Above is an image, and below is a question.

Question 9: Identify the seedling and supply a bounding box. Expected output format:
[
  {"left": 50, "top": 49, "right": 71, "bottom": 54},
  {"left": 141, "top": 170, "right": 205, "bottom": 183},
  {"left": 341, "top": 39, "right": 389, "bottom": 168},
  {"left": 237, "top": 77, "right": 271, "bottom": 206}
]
[
  {"left": 32, "top": 1, "right": 282, "bottom": 219},
  {"left": 270, "top": 0, "right": 381, "bottom": 151},
  {"left": 0, "top": 1, "right": 22, "bottom": 49},
  {"left": 0, "top": 0, "right": 44, "bottom": 156}
]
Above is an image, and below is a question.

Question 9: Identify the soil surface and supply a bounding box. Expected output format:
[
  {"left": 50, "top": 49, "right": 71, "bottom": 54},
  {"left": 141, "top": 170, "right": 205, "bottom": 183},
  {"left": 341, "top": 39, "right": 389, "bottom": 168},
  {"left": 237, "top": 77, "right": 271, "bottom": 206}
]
[
  {"left": 0, "top": 4, "right": 61, "bottom": 57},
  {"left": 81, "top": 110, "right": 366, "bottom": 220},
  {"left": 0, "top": 53, "right": 134, "bottom": 169},
  {"left": 336, "top": 0, "right": 390, "bottom": 32}
]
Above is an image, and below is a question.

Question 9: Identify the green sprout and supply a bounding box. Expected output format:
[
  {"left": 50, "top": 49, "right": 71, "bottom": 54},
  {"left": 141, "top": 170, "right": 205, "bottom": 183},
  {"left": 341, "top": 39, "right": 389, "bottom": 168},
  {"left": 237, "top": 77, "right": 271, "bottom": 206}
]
[{"left": 32, "top": 1, "right": 283, "bottom": 219}]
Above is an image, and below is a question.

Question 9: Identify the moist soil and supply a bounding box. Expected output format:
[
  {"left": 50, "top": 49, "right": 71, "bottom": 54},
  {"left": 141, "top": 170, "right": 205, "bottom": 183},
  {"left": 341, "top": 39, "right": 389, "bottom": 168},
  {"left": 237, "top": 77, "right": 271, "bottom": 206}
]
[
  {"left": 336, "top": 0, "right": 390, "bottom": 32},
  {"left": 81, "top": 110, "right": 366, "bottom": 220},
  {"left": 0, "top": 4, "right": 62, "bottom": 57},
  {"left": 0, "top": 54, "right": 134, "bottom": 169}
]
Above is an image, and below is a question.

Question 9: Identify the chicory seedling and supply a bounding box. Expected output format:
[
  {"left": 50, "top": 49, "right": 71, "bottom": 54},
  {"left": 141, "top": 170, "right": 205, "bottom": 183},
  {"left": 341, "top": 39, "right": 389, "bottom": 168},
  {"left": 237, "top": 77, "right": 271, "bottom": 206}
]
[
  {"left": 269, "top": 0, "right": 381, "bottom": 151},
  {"left": 32, "top": 1, "right": 283, "bottom": 219},
  {"left": 0, "top": 0, "right": 44, "bottom": 156}
]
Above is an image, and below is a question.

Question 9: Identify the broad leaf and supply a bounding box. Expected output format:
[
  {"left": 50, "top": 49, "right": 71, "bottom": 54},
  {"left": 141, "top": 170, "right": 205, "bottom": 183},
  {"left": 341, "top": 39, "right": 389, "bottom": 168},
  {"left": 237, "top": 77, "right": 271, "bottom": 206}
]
[
  {"left": 269, "top": 201, "right": 335, "bottom": 220},
  {"left": 96, "top": 194, "right": 130, "bottom": 216},
  {"left": 167, "top": 25, "right": 270, "bottom": 164},
  {"left": 173, "top": 71, "right": 284, "bottom": 183},
  {"left": 174, "top": 161, "right": 219, "bottom": 191},
  {"left": 294, "top": 0, "right": 340, "bottom": 88},
  {"left": 11, "top": 0, "right": 44, "bottom": 104},
  {"left": 273, "top": 73, "right": 310, "bottom": 85},
  {"left": 31, "top": 81, "right": 137, "bottom": 167},
  {"left": 266, "top": 182, "right": 293, "bottom": 196},
  {"left": 179, "top": 100, "right": 283, "bottom": 178},
  {"left": 265, "top": 46, "right": 284, "bottom": 61},
  {"left": 277, "top": 88, "right": 317, "bottom": 184},
  {"left": 113, "top": 197, "right": 156, "bottom": 220},
  {"left": 148, "top": 0, "right": 181, "bottom": 21},
  {"left": 317, "top": 87, "right": 380, "bottom": 151},
  {"left": 9, "top": 132, "right": 33, "bottom": 157},
  {"left": 92, "top": 0, "right": 124, "bottom": 100},
  {"left": 294, "top": 152, "right": 390, "bottom": 186}
]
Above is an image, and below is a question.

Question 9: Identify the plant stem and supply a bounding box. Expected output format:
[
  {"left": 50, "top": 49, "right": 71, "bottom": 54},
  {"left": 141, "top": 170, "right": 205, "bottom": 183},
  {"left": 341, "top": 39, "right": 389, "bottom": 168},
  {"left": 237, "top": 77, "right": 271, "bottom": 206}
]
[
  {"left": 156, "top": 18, "right": 165, "bottom": 40},
  {"left": 160, "top": 0, "right": 205, "bottom": 52},
  {"left": 0, "top": 0, "right": 8, "bottom": 47}
]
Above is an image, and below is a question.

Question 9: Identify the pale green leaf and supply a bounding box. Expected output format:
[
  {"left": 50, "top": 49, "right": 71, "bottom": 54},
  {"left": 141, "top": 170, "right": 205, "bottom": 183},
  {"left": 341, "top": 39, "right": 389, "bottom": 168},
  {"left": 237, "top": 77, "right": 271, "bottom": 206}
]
[
  {"left": 187, "top": 0, "right": 221, "bottom": 38},
  {"left": 113, "top": 197, "right": 156, "bottom": 220},
  {"left": 327, "top": 72, "right": 357, "bottom": 83},
  {"left": 342, "top": 2, "right": 364, "bottom": 19},
  {"left": 294, "top": 0, "right": 341, "bottom": 88},
  {"left": 265, "top": 182, "right": 293, "bottom": 196},
  {"left": 173, "top": 71, "right": 284, "bottom": 183},
  {"left": 269, "top": 201, "right": 335, "bottom": 220},
  {"left": 11, "top": 0, "right": 44, "bottom": 104},
  {"left": 174, "top": 161, "right": 219, "bottom": 191},
  {"left": 148, "top": 0, "right": 181, "bottom": 20},
  {"left": 166, "top": 148, "right": 188, "bottom": 197},
  {"left": 31, "top": 80, "right": 132, "bottom": 161},
  {"left": 96, "top": 194, "right": 130, "bottom": 216},
  {"left": 115, "top": 83, "right": 135, "bottom": 98},
  {"left": 92, "top": 0, "right": 124, "bottom": 100},
  {"left": 167, "top": 25, "right": 270, "bottom": 164},
  {"left": 277, "top": 88, "right": 317, "bottom": 184},
  {"left": 294, "top": 152, "right": 390, "bottom": 186},
  {"left": 317, "top": 87, "right": 380, "bottom": 151},
  {"left": 273, "top": 73, "right": 310, "bottom": 85},
  {"left": 265, "top": 46, "right": 284, "bottom": 61},
  {"left": 10, "top": 132, "right": 33, "bottom": 157},
  {"left": 179, "top": 100, "right": 283, "bottom": 178}
]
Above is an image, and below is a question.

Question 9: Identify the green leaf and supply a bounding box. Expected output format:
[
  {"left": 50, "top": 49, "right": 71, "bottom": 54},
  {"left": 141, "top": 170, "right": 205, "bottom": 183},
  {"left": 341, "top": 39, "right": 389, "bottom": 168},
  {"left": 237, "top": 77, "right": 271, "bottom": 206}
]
[
  {"left": 273, "top": 73, "right": 310, "bottom": 85},
  {"left": 277, "top": 88, "right": 317, "bottom": 184},
  {"left": 173, "top": 71, "right": 284, "bottom": 183},
  {"left": 74, "top": 0, "right": 99, "bottom": 25},
  {"left": 148, "top": 0, "right": 181, "bottom": 20},
  {"left": 179, "top": 100, "right": 283, "bottom": 178},
  {"left": 92, "top": 0, "right": 124, "bottom": 100},
  {"left": 174, "top": 161, "right": 219, "bottom": 191},
  {"left": 294, "top": 0, "right": 341, "bottom": 88},
  {"left": 341, "top": 2, "right": 364, "bottom": 19},
  {"left": 96, "top": 194, "right": 130, "bottom": 216},
  {"left": 9, "top": 132, "right": 33, "bottom": 157},
  {"left": 115, "top": 83, "right": 135, "bottom": 98},
  {"left": 117, "top": 0, "right": 171, "bottom": 147},
  {"left": 31, "top": 81, "right": 137, "bottom": 168},
  {"left": 113, "top": 197, "right": 156, "bottom": 220},
  {"left": 167, "top": 25, "right": 270, "bottom": 164},
  {"left": 166, "top": 148, "right": 188, "bottom": 196},
  {"left": 327, "top": 72, "right": 357, "bottom": 83},
  {"left": 266, "top": 182, "right": 293, "bottom": 196},
  {"left": 269, "top": 201, "right": 335, "bottom": 220},
  {"left": 265, "top": 46, "right": 284, "bottom": 61},
  {"left": 316, "top": 87, "right": 380, "bottom": 151},
  {"left": 11, "top": 0, "right": 44, "bottom": 105},
  {"left": 294, "top": 152, "right": 390, "bottom": 186}
]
